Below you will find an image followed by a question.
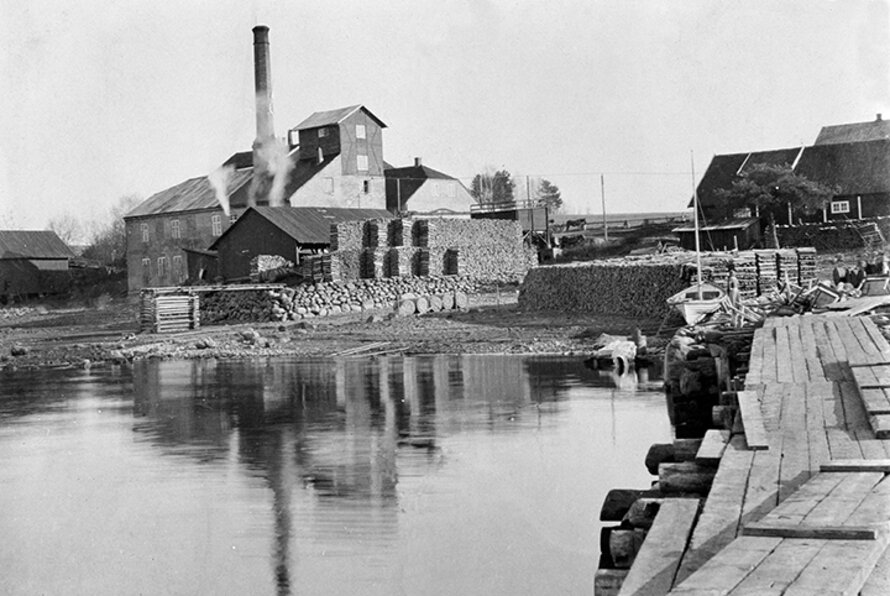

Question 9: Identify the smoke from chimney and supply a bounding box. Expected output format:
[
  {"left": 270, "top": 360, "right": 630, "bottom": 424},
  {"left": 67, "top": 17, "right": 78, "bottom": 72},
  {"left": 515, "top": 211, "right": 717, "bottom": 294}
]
[{"left": 208, "top": 165, "right": 234, "bottom": 216}]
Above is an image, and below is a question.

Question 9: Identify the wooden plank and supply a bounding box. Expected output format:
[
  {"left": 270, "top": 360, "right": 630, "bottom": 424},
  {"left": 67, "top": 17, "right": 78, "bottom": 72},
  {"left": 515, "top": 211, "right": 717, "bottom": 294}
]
[
  {"left": 760, "top": 327, "right": 778, "bottom": 384},
  {"left": 737, "top": 390, "right": 769, "bottom": 451},
  {"left": 855, "top": 431, "right": 889, "bottom": 459},
  {"left": 799, "top": 318, "right": 827, "bottom": 382},
  {"left": 758, "top": 472, "right": 846, "bottom": 526},
  {"left": 775, "top": 325, "right": 794, "bottom": 383},
  {"left": 821, "top": 459, "right": 890, "bottom": 472},
  {"left": 840, "top": 380, "right": 871, "bottom": 431},
  {"left": 740, "top": 450, "right": 781, "bottom": 527},
  {"left": 845, "top": 476, "right": 890, "bottom": 527},
  {"left": 859, "top": 387, "right": 890, "bottom": 414},
  {"left": 827, "top": 428, "right": 866, "bottom": 460},
  {"left": 695, "top": 429, "right": 730, "bottom": 467},
  {"left": 871, "top": 364, "right": 890, "bottom": 386},
  {"left": 742, "top": 523, "right": 882, "bottom": 540},
  {"left": 850, "top": 317, "right": 882, "bottom": 355},
  {"left": 779, "top": 384, "right": 812, "bottom": 499},
  {"left": 782, "top": 536, "right": 890, "bottom": 596},
  {"left": 727, "top": 538, "right": 824, "bottom": 596},
  {"left": 812, "top": 320, "right": 845, "bottom": 382},
  {"left": 802, "top": 472, "right": 884, "bottom": 527},
  {"left": 669, "top": 536, "right": 783, "bottom": 595},
  {"left": 674, "top": 437, "right": 753, "bottom": 584},
  {"left": 862, "top": 549, "right": 890, "bottom": 596},
  {"left": 805, "top": 382, "right": 832, "bottom": 470},
  {"left": 787, "top": 321, "right": 810, "bottom": 383},
  {"left": 853, "top": 365, "right": 882, "bottom": 389},
  {"left": 861, "top": 317, "right": 890, "bottom": 356},
  {"left": 871, "top": 414, "right": 890, "bottom": 440},
  {"left": 617, "top": 499, "right": 700, "bottom": 596}
]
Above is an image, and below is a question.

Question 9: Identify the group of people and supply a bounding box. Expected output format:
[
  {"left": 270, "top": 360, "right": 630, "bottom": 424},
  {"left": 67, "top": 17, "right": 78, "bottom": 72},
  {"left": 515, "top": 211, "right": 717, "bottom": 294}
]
[{"left": 831, "top": 251, "right": 890, "bottom": 295}]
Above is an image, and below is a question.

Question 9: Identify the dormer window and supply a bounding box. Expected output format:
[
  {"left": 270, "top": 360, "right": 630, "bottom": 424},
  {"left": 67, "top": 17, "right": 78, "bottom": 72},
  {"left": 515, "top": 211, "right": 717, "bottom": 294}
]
[
  {"left": 318, "top": 128, "right": 328, "bottom": 138},
  {"left": 356, "top": 124, "right": 366, "bottom": 139}
]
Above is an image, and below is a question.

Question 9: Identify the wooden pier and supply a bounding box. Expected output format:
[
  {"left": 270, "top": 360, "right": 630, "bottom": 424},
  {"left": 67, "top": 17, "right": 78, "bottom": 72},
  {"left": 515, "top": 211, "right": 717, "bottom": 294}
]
[{"left": 609, "top": 314, "right": 890, "bottom": 595}]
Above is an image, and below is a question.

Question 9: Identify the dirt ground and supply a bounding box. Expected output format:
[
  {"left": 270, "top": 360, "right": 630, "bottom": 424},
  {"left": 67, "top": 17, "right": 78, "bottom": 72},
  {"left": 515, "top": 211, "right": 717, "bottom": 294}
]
[{"left": 0, "top": 292, "right": 670, "bottom": 371}]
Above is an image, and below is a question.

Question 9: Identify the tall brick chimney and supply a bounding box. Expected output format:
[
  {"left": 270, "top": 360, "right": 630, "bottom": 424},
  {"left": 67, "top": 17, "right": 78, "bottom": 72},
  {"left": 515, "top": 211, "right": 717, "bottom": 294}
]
[{"left": 250, "top": 25, "right": 275, "bottom": 207}]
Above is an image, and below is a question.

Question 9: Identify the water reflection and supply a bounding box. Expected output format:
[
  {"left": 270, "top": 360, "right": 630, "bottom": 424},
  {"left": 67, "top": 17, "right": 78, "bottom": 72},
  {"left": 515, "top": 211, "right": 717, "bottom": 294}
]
[{"left": 0, "top": 355, "right": 667, "bottom": 596}]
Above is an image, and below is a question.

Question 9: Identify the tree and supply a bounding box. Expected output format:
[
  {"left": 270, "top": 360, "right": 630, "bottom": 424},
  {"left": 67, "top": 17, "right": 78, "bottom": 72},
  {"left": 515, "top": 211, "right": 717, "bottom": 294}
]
[
  {"left": 538, "top": 179, "right": 563, "bottom": 212},
  {"left": 82, "top": 194, "right": 142, "bottom": 267},
  {"left": 46, "top": 212, "right": 84, "bottom": 246},
  {"left": 714, "top": 163, "right": 837, "bottom": 247},
  {"left": 470, "top": 169, "right": 515, "bottom": 205}
]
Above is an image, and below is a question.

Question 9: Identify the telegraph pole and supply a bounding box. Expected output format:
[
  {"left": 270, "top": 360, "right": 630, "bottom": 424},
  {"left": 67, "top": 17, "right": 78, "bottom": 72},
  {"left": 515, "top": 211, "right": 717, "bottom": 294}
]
[{"left": 601, "top": 174, "right": 608, "bottom": 242}]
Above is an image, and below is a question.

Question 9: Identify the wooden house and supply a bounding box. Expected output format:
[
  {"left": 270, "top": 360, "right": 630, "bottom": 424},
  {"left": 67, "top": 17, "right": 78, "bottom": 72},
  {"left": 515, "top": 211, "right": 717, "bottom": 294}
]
[
  {"left": 209, "top": 206, "right": 391, "bottom": 281},
  {"left": 0, "top": 230, "right": 75, "bottom": 301}
]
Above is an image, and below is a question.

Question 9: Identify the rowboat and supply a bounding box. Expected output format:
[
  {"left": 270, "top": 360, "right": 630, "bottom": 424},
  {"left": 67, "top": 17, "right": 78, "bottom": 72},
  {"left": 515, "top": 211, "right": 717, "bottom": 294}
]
[{"left": 666, "top": 281, "right": 726, "bottom": 325}]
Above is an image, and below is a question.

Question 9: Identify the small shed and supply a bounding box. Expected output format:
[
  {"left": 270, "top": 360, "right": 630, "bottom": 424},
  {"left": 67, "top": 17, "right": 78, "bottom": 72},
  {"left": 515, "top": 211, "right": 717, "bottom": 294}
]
[
  {"left": 0, "top": 230, "right": 76, "bottom": 300},
  {"left": 673, "top": 218, "right": 761, "bottom": 251},
  {"left": 183, "top": 248, "right": 220, "bottom": 284},
  {"left": 209, "top": 206, "right": 392, "bottom": 281}
]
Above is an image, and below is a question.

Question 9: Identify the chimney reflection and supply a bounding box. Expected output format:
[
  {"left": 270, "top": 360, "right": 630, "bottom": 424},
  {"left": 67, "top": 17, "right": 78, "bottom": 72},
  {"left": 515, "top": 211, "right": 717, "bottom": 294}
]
[{"left": 128, "top": 354, "right": 573, "bottom": 589}]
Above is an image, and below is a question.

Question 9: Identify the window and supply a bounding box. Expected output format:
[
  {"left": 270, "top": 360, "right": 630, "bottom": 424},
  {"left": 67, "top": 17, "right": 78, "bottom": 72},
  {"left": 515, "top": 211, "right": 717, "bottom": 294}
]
[
  {"left": 357, "top": 155, "right": 368, "bottom": 172},
  {"left": 229, "top": 213, "right": 238, "bottom": 224},
  {"left": 831, "top": 200, "right": 850, "bottom": 214},
  {"left": 157, "top": 256, "right": 168, "bottom": 280},
  {"left": 141, "top": 223, "right": 149, "bottom": 243},
  {"left": 211, "top": 214, "right": 222, "bottom": 236},
  {"left": 172, "top": 255, "right": 183, "bottom": 282},
  {"left": 171, "top": 219, "right": 181, "bottom": 239},
  {"left": 363, "top": 180, "right": 370, "bottom": 194},
  {"left": 318, "top": 127, "right": 328, "bottom": 138},
  {"left": 356, "top": 124, "right": 366, "bottom": 139},
  {"left": 141, "top": 258, "right": 151, "bottom": 273}
]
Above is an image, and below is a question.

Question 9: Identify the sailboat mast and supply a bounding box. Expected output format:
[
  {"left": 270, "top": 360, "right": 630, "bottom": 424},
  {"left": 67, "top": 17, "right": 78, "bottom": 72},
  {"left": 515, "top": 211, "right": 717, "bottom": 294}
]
[{"left": 691, "top": 151, "right": 703, "bottom": 300}]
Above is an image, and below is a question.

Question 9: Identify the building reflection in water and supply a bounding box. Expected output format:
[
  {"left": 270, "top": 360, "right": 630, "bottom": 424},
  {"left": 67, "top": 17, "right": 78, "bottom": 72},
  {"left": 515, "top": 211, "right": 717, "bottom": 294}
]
[{"left": 129, "top": 354, "right": 645, "bottom": 594}]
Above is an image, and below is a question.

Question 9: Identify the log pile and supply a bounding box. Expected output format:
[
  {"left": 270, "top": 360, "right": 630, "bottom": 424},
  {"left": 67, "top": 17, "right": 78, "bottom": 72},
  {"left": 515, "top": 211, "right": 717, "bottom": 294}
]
[
  {"left": 250, "top": 255, "right": 292, "bottom": 282},
  {"left": 200, "top": 276, "right": 480, "bottom": 324},
  {"left": 330, "top": 221, "right": 364, "bottom": 252},
  {"left": 519, "top": 259, "right": 689, "bottom": 318},
  {"left": 140, "top": 291, "right": 200, "bottom": 333}
]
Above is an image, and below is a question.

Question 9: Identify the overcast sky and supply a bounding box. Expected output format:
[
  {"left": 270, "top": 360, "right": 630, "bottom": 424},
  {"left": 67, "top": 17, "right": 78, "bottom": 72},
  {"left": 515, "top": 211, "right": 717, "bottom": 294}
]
[{"left": 1, "top": 0, "right": 888, "bottom": 234}]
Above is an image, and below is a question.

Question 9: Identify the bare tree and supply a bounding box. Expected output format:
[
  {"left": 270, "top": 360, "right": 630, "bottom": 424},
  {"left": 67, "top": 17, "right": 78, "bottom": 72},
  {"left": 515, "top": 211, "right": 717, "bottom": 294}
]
[
  {"left": 46, "top": 212, "right": 84, "bottom": 246},
  {"left": 82, "top": 194, "right": 142, "bottom": 266}
]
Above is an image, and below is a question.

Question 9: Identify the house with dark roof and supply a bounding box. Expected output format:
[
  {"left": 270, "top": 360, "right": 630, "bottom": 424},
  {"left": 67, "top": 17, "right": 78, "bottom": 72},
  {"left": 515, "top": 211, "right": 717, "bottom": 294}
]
[
  {"left": 384, "top": 158, "right": 475, "bottom": 214},
  {"left": 209, "top": 206, "right": 392, "bottom": 281},
  {"left": 686, "top": 115, "right": 890, "bottom": 249},
  {"left": 0, "top": 230, "right": 76, "bottom": 300}
]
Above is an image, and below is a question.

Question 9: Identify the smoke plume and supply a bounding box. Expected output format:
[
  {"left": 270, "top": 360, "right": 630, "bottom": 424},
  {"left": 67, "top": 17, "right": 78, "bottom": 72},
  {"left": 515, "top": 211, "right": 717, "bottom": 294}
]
[
  {"left": 254, "top": 137, "right": 294, "bottom": 207},
  {"left": 208, "top": 165, "right": 234, "bottom": 216}
]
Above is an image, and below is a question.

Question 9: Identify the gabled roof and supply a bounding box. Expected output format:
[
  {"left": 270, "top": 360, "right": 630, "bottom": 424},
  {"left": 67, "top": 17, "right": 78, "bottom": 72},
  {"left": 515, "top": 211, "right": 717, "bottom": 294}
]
[
  {"left": 284, "top": 152, "right": 340, "bottom": 198},
  {"left": 384, "top": 163, "right": 456, "bottom": 181},
  {"left": 695, "top": 147, "right": 803, "bottom": 210},
  {"left": 815, "top": 117, "right": 890, "bottom": 145},
  {"left": 294, "top": 105, "right": 387, "bottom": 131},
  {"left": 126, "top": 169, "right": 253, "bottom": 218},
  {"left": 221, "top": 151, "right": 253, "bottom": 169},
  {"left": 209, "top": 206, "right": 393, "bottom": 249},
  {"left": 795, "top": 139, "right": 890, "bottom": 195},
  {"left": 0, "top": 230, "right": 76, "bottom": 260}
]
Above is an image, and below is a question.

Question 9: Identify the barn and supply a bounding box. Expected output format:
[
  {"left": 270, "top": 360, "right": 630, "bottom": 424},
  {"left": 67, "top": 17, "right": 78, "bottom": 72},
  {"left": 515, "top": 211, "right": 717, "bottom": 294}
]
[
  {"left": 0, "top": 230, "right": 75, "bottom": 301},
  {"left": 209, "top": 206, "right": 391, "bottom": 281}
]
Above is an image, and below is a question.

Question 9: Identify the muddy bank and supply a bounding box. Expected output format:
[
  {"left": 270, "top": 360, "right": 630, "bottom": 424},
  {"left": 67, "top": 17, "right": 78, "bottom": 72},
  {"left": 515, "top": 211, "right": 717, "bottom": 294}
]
[{"left": 0, "top": 294, "right": 667, "bottom": 371}]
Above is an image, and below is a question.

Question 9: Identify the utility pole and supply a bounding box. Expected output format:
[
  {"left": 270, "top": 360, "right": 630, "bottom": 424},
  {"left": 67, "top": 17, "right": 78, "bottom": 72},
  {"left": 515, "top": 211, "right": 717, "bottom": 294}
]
[{"left": 601, "top": 174, "right": 608, "bottom": 242}]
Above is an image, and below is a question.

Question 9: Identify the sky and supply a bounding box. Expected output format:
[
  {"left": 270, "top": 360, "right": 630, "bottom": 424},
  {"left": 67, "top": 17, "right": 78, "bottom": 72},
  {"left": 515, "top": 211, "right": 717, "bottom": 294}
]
[{"left": 1, "top": 0, "right": 888, "bottom": 237}]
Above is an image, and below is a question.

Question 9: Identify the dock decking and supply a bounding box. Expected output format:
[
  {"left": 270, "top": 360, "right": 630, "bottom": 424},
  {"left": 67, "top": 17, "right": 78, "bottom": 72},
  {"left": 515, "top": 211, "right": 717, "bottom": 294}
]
[{"left": 628, "top": 315, "right": 890, "bottom": 595}]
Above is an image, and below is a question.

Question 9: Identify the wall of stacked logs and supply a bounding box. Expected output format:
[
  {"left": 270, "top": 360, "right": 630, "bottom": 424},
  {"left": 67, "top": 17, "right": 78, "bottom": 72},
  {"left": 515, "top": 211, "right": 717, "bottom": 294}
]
[
  {"left": 330, "top": 217, "right": 536, "bottom": 284},
  {"left": 518, "top": 249, "right": 818, "bottom": 318},
  {"left": 518, "top": 259, "right": 689, "bottom": 318},
  {"left": 199, "top": 275, "right": 479, "bottom": 324}
]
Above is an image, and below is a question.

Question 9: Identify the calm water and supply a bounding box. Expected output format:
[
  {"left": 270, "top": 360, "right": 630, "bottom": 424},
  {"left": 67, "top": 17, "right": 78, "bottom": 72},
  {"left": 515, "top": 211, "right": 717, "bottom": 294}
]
[{"left": 0, "top": 355, "right": 671, "bottom": 596}]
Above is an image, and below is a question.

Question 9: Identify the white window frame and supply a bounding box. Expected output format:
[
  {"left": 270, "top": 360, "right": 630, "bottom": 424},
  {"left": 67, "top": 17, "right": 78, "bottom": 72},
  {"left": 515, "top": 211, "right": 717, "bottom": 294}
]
[
  {"left": 157, "top": 256, "right": 168, "bottom": 279},
  {"left": 171, "top": 219, "right": 181, "bottom": 239},
  {"left": 830, "top": 200, "right": 850, "bottom": 214},
  {"left": 357, "top": 154, "right": 369, "bottom": 172},
  {"left": 211, "top": 214, "right": 222, "bottom": 236},
  {"left": 141, "top": 223, "right": 149, "bottom": 243},
  {"left": 356, "top": 124, "right": 366, "bottom": 139},
  {"left": 229, "top": 213, "right": 238, "bottom": 224}
]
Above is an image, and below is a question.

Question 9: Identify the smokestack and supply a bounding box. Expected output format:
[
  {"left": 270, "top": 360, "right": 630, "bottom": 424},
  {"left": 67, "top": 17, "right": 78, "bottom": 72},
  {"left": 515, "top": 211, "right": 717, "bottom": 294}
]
[
  {"left": 250, "top": 25, "right": 275, "bottom": 207},
  {"left": 414, "top": 157, "right": 422, "bottom": 167}
]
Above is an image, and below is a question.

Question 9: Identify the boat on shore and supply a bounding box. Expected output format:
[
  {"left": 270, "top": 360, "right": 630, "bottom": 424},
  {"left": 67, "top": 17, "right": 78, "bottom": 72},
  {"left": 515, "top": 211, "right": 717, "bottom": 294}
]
[{"left": 666, "top": 281, "right": 726, "bottom": 325}]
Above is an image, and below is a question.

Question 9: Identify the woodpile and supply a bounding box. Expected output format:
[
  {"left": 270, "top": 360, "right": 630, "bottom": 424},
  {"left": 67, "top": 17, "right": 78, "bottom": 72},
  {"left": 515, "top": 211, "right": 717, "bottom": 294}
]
[
  {"left": 140, "top": 291, "right": 200, "bottom": 333},
  {"left": 518, "top": 259, "right": 689, "bottom": 318},
  {"left": 250, "top": 255, "right": 293, "bottom": 282},
  {"left": 200, "top": 276, "right": 480, "bottom": 324}
]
